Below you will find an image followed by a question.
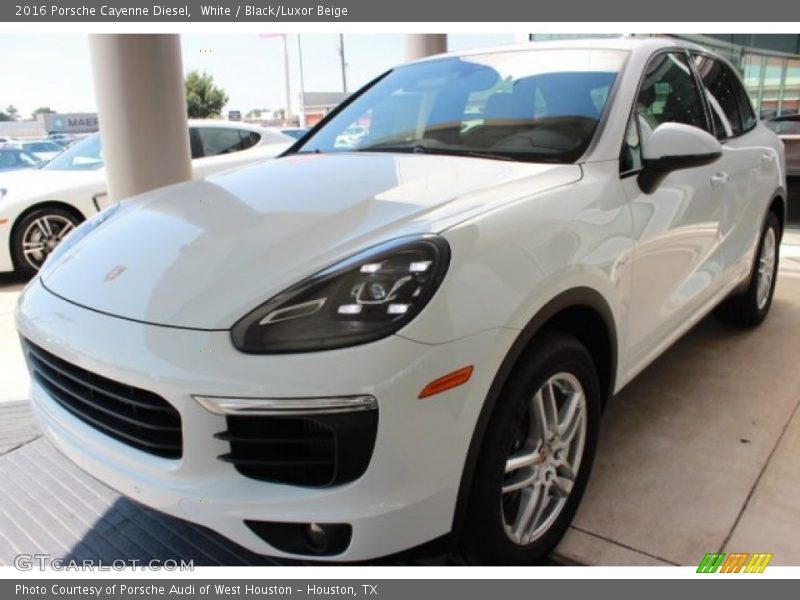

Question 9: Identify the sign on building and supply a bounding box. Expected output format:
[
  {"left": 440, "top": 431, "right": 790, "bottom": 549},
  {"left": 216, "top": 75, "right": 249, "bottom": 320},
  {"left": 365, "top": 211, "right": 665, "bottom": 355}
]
[{"left": 39, "top": 113, "right": 99, "bottom": 134}]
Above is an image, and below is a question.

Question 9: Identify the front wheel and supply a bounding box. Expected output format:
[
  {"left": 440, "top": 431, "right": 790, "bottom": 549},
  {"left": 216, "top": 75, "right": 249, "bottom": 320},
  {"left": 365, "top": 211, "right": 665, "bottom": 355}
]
[
  {"left": 11, "top": 207, "right": 82, "bottom": 278},
  {"left": 716, "top": 211, "right": 781, "bottom": 327},
  {"left": 457, "top": 330, "right": 601, "bottom": 564}
]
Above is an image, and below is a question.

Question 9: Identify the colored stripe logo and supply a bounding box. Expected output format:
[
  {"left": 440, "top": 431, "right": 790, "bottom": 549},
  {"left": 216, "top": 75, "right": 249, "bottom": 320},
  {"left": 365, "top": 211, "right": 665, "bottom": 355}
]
[{"left": 697, "top": 552, "right": 773, "bottom": 573}]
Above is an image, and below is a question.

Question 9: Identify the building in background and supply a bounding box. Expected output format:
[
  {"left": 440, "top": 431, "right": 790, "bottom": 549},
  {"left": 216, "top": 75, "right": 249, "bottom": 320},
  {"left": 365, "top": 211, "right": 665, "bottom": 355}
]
[
  {"left": 532, "top": 34, "right": 800, "bottom": 119},
  {"left": 0, "top": 112, "right": 99, "bottom": 140},
  {"left": 302, "top": 92, "right": 349, "bottom": 126},
  {"left": 39, "top": 112, "right": 99, "bottom": 135},
  {"left": 681, "top": 35, "right": 800, "bottom": 119}
]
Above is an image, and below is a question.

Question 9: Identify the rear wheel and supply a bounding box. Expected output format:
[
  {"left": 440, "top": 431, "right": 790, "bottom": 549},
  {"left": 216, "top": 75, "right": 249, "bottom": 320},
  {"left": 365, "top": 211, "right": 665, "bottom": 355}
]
[
  {"left": 716, "top": 211, "right": 781, "bottom": 327},
  {"left": 457, "top": 331, "right": 601, "bottom": 564},
  {"left": 11, "top": 207, "right": 81, "bottom": 278}
]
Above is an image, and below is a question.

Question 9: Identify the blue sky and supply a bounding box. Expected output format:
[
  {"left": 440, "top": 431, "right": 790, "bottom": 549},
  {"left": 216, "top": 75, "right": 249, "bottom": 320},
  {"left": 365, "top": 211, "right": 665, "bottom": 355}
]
[{"left": 0, "top": 34, "right": 517, "bottom": 118}]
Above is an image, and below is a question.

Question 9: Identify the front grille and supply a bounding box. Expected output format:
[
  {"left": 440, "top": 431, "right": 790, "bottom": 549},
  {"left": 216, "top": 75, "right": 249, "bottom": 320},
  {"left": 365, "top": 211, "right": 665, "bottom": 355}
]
[
  {"left": 217, "top": 410, "right": 378, "bottom": 487},
  {"left": 22, "top": 339, "right": 182, "bottom": 459}
]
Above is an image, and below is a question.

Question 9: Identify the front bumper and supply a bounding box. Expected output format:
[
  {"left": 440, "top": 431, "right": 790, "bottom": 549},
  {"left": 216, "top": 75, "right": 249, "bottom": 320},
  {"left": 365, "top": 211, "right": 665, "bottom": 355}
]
[{"left": 16, "top": 279, "right": 517, "bottom": 561}]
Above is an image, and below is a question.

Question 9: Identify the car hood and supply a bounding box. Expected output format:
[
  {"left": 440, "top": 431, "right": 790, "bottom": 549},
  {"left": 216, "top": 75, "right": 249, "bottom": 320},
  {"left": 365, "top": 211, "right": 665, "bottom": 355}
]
[{"left": 41, "top": 152, "right": 581, "bottom": 329}]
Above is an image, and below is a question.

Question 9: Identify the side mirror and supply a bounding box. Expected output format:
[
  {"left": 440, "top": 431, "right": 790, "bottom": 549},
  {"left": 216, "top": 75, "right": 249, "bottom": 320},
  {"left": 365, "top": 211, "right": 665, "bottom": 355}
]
[{"left": 638, "top": 122, "right": 722, "bottom": 194}]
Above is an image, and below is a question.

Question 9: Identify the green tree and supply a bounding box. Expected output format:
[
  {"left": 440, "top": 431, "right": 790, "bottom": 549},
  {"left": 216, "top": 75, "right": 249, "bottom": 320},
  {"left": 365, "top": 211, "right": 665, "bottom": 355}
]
[
  {"left": 0, "top": 112, "right": 12, "bottom": 122},
  {"left": 4, "top": 105, "right": 19, "bottom": 121},
  {"left": 185, "top": 71, "right": 228, "bottom": 119},
  {"left": 32, "top": 106, "right": 56, "bottom": 119}
]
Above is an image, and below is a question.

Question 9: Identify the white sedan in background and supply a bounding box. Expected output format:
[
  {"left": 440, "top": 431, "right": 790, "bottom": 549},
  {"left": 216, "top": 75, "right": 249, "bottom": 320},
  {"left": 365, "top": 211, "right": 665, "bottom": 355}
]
[{"left": 0, "top": 120, "right": 293, "bottom": 276}]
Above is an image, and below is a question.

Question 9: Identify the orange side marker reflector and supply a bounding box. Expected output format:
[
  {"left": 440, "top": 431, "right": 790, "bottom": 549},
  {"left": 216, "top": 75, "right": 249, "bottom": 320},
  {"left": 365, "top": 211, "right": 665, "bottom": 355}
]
[
  {"left": 0, "top": 219, "right": 8, "bottom": 225},
  {"left": 419, "top": 366, "right": 474, "bottom": 399}
]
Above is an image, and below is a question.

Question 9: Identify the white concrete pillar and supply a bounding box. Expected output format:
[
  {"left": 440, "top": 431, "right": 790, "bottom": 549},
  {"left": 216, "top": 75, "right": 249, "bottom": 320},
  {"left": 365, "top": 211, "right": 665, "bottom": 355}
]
[
  {"left": 404, "top": 34, "right": 447, "bottom": 62},
  {"left": 89, "top": 34, "right": 192, "bottom": 202}
]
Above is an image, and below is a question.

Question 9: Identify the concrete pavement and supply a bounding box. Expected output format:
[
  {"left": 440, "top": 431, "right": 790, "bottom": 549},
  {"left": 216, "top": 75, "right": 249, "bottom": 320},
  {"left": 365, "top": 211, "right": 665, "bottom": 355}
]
[
  {"left": 0, "top": 274, "right": 27, "bottom": 405},
  {"left": 555, "top": 253, "right": 800, "bottom": 565}
]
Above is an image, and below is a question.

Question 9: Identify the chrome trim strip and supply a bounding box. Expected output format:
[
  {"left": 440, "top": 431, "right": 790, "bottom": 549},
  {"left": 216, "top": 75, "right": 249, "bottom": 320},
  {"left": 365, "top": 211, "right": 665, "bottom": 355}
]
[{"left": 193, "top": 394, "right": 377, "bottom": 416}]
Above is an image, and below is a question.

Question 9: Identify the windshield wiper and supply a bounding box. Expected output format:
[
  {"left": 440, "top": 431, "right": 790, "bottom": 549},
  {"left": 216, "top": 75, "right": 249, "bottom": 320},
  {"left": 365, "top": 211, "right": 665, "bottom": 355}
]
[
  {"left": 357, "top": 144, "right": 515, "bottom": 162},
  {"left": 446, "top": 149, "right": 515, "bottom": 162}
]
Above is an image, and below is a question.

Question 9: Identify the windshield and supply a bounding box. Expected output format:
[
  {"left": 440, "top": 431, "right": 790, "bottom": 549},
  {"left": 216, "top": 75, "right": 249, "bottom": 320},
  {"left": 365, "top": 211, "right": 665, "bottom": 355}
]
[
  {"left": 43, "top": 133, "right": 104, "bottom": 170},
  {"left": 297, "top": 48, "right": 627, "bottom": 163}
]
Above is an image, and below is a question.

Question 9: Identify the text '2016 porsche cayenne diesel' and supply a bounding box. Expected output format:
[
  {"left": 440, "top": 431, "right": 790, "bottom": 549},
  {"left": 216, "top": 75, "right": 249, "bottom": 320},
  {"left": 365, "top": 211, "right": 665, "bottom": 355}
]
[{"left": 16, "top": 39, "right": 786, "bottom": 564}]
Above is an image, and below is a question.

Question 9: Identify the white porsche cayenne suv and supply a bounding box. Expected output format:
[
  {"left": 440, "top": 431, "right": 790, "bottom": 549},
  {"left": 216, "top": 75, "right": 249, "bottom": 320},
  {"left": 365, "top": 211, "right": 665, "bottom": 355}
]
[{"left": 16, "top": 39, "right": 785, "bottom": 564}]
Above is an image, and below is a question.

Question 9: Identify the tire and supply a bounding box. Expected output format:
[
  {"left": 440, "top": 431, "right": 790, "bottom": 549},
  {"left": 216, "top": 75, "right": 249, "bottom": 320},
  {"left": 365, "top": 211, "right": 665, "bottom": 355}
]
[
  {"left": 11, "top": 207, "right": 82, "bottom": 278},
  {"left": 457, "top": 330, "right": 601, "bottom": 565},
  {"left": 715, "top": 211, "right": 781, "bottom": 327}
]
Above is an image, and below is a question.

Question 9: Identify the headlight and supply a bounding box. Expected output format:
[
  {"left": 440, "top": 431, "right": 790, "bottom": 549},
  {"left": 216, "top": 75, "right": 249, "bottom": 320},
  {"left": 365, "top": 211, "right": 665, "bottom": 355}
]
[{"left": 231, "top": 235, "right": 451, "bottom": 353}]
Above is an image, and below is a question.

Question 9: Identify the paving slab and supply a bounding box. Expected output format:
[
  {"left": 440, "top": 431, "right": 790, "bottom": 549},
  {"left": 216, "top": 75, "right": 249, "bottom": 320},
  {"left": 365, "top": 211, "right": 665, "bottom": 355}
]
[
  {"left": 563, "top": 263, "right": 800, "bottom": 565},
  {"left": 724, "top": 399, "right": 800, "bottom": 565},
  {"left": 552, "top": 527, "right": 674, "bottom": 566},
  {"left": 0, "top": 274, "right": 29, "bottom": 404},
  {"left": 0, "top": 435, "right": 286, "bottom": 566},
  {"left": 0, "top": 400, "right": 40, "bottom": 456}
]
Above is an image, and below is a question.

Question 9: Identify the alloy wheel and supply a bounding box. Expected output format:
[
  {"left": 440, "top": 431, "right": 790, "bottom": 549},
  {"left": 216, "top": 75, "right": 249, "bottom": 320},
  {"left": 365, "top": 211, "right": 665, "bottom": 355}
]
[
  {"left": 21, "top": 214, "right": 76, "bottom": 270},
  {"left": 756, "top": 226, "right": 777, "bottom": 310},
  {"left": 501, "top": 372, "right": 587, "bottom": 546}
]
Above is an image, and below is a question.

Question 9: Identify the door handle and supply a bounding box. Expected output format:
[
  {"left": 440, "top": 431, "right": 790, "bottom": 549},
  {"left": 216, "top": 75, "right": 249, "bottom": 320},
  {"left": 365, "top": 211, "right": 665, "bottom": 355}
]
[{"left": 710, "top": 172, "right": 729, "bottom": 187}]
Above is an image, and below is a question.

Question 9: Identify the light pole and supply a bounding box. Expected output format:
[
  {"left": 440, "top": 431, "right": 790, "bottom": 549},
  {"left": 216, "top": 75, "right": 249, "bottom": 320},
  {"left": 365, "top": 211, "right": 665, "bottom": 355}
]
[
  {"left": 297, "top": 35, "right": 307, "bottom": 128},
  {"left": 282, "top": 35, "right": 291, "bottom": 123},
  {"left": 258, "top": 34, "right": 292, "bottom": 124},
  {"left": 339, "top": 34, "right": 348, "bottom": 93}
]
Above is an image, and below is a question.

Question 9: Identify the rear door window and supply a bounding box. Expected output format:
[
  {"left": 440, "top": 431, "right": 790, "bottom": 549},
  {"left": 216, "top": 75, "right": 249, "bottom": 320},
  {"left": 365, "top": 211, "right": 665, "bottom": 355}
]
[
  {"left": 692, "top": 55, "right": 743, "bottom": 139},
  {"left": 194, "top": 128, "right": 261, "bottom": 158}
]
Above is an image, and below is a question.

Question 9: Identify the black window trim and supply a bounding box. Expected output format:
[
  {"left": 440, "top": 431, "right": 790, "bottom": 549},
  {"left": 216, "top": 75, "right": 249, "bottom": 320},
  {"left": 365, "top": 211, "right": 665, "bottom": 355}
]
[
  {"left": 191, "top": 126, "right": 262, "bottom": 158},
  {"left": 283, "top": 69, "right": 393, "bottom": 157},
  {"left": 619, "top": 47, "right": 716, "bottom": 179},
  {"left": 188, "top": 127, "right": 203, "bottom": 159},
  {"left": 689, "top": 50, "right": 758, "bottom": 143}
]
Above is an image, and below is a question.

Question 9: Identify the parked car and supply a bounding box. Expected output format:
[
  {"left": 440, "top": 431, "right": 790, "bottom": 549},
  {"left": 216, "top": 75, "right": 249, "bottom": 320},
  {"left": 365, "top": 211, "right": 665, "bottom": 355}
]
[
  {"left": 0, "top": 148, "right": 42, "bottom": 172},
  {"left": 17, "top": 39, "right": 785, "bottom": 564},
  {"left": 766, "top": 113, "right": 800, "bottom": 135},
  {"left": 46, "top": 132, "right": 79, "bottom": 148},
  {"left": 5, "top": 140, "right": 65, "bottom": 162},
  {"left": 765, "top": 113, "right": 800, "bottom": 176},
  {"left": 0, "top": 120, "right": 293, "bottom": 276}
]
